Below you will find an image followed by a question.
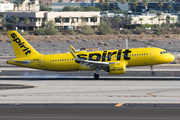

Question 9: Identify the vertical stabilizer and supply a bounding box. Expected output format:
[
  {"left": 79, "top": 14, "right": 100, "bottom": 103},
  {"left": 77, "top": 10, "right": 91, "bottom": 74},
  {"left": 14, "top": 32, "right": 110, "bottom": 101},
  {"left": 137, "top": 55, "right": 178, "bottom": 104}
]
[{"left": 8, "top": 31, "right": 40, "bottom": 58}]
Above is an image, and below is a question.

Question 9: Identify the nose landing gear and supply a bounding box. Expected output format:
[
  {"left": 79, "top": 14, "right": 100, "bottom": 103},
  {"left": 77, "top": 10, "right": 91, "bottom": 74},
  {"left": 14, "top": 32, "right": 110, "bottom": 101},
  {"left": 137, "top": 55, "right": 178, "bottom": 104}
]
[{"left": 150, "top": 65, "right": 155, "bottom": 75}]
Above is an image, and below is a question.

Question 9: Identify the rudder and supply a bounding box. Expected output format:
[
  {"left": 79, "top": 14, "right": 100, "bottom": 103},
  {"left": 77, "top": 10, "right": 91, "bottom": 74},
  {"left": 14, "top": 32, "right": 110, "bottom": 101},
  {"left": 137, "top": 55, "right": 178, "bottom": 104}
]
[{"left": 8, "top": 31, "right": 40, "bottom": 58}]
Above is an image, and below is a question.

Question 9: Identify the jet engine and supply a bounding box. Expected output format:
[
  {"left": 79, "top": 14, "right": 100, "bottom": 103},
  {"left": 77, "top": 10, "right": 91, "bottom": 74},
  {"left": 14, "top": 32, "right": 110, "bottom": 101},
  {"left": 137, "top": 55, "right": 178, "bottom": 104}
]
[{"left": 106, "top": 62, "right": 126, "bottom": 74}]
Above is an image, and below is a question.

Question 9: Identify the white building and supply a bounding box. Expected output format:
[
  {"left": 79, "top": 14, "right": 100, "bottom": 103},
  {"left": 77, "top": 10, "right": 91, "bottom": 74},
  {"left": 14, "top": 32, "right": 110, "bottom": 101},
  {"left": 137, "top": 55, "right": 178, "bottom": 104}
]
[
  {"left": 0, "top": 3, "right": 14, "bottom": 12},
  {"left": 3, "top": 11, "right": 100, "bottom": 30}
]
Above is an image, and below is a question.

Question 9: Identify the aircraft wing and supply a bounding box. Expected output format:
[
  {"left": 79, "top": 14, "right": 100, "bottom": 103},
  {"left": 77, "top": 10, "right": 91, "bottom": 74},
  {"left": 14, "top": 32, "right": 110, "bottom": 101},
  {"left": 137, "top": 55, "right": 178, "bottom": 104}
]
[{"left": 69, "top": 48, "right": 114, "bottom": 70}]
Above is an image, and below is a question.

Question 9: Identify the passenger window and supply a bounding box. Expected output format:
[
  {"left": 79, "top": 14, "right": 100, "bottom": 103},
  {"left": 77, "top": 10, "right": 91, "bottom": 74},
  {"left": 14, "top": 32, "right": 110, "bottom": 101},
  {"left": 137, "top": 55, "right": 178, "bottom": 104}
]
[
  {"left": 142, "top": 54, "right": 143, "bottom": 55},
  {"left": 134, "top": 54, "right": 136, "bottom": 56},
  {"left": 146, "top": 53, "right": 148, "bottom": 55},
  {"left": 72, "top": 59, "right": 73, "bottom": 60},
  {"left": 53, "top": 60, "right": 54, "bottom": 62},
  {"left": 58, "top": 60, "right": 59, "bottom": 62},
  {"left": 62, "top": 59, "right": 64, "bottom": 61},
  {"left": 144, "top": 54, "right": 145, "bottom": 55},
  {"left": 50, "top": 60, "right": 52, "bottom": 62},
  {"left": 137, "top": 54, "right": 138, "bottom": 56}
]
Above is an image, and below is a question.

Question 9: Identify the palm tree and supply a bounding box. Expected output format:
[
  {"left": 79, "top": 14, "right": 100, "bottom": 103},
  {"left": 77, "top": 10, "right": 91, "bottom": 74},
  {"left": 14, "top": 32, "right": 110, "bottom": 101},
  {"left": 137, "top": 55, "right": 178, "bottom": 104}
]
[
  {"left": 28, "top": 2, "right": 32, "bottom": 11},
  {"left": 132, "top": 0, "right": 138, "bottom": 15},
  {"left": 158, "top": 1, "right": 163, "bottom": 11},
  {"left": 11, "top": 15, "right": 19, "bottom": 29},
  {"left": 166, "top": 15, "right": 171, "bottom": 27},
  {"left": 117, "top": 17, "right": 122, "bottom": 28},
  {"left": 46, "top": 3, "right": 50, "bottom": 8},
  {"left": 167, "top": 3, "right": 172, "bottom": 13},
  {"left": 56, "top": 16, "right": 62, "bottom": 28},
  {"left": 61, "top": 18, "right": 65, "bottom": 29},
  {"left": 128, "top": 17, "right": 133, "bottom": 29},
  {"left": 24, "top": 18, "right": 30, "bottom": 30},
  {"left": 124, "top": 14, "right": 129, "bottom": 25},
  {"left": 143, "top": 0, "right": 148, "bottom": 13},
  {"left": 113, "top": 15, "right": 122, "bottom": 28},
  {"left": 37, "top": 18, "right": 41, "bottom": 28},
  {"left": 70, "top": 17, "right": 75, "bottom": 28},
  {"left": 0, "top": 13, "right": 6, "bottom": 31},
  {"left": 80, "top": 16, "right": 86, "bottom": 25},
  {"left": 149, "top": 17, "right": 154, "bottom": 24},
  {"left": 105, "top": 0, "right": 110, "bottom": 12},
  {"left": 139, "top": 18, "right": 143, "bottom": 25},
  {"left": 156, "top": 12, "right": 162, "bottom": 25},
  {"left": 92, "top": 15, "right": 98, "bottom": 30},
  {"left": 99, "top": 0, "right": 105, "bottom": 12},
  {"left": 171, "top": 17, "right": 175, "bottom": 27},
  {"left": 13, "top": 0, "right": 21, "bottom": 11}
]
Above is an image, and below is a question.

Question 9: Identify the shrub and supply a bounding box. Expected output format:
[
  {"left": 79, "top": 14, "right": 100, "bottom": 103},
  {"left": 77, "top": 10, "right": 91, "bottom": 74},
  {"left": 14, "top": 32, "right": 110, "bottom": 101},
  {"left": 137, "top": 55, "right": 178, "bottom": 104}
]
[
  {"left": 34, "top": 27, "right": 58, "bottom": 35},
  {"left": 81, "top": 26, "right": 95, "bottom": 35},
  {"left": 98, "top": 21, "right": 113, "bottom": 35},
  {"left": 161, "top": 23, "right": 169, "bottom": 28},
  {"left": 120, "top": 29, "right": 132, "bottom": 34},
  {"left": 6, "top": 23, "right": 15, "bottom": 30},
  {"left": 132, "top": 28, "right": 143, "bottom": 35},
  {"left": 171, "top": 28, "right": 180, "bottom": 34},
  {"left": 17, "top": 30, "right": 29, "bottom": 35},
  {"left": 141, "top": 24, "right": 154, "bottom": 29},
  {"left": 153, "top": 28, "right": 167, "bottom": 36},
  {"left": 64, "top": 29, "right": 75, "bottom": 35}
]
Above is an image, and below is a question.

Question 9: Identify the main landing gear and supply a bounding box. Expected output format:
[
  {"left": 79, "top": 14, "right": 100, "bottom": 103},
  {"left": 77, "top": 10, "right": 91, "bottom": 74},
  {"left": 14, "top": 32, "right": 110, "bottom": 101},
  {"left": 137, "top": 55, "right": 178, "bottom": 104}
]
[
  {"left": 94, "top": 67, "right": 101, "bottom": 79},
  {"left": 94, "top": 73, "right": 99, "bottom": 79},
  {"left": 150, "top": 65, "right": 155, "bottom": 75}
]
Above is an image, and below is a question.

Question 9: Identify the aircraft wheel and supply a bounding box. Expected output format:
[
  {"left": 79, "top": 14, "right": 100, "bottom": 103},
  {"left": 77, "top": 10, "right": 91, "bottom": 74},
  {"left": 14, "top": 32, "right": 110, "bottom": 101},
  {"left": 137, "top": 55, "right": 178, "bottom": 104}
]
[
  {"left": 94, "top": 73, "right": 99, "bottom": 79},
  {"left": 151, "top": 71, "right": 155, "bottom": 75}
]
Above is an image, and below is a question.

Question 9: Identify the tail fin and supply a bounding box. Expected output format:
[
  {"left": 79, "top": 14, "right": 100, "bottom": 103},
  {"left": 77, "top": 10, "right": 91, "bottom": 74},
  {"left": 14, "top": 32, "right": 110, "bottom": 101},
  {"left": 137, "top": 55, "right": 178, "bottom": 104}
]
[{"left": 8, "top": 31, "right": 40, "bottom": 58}]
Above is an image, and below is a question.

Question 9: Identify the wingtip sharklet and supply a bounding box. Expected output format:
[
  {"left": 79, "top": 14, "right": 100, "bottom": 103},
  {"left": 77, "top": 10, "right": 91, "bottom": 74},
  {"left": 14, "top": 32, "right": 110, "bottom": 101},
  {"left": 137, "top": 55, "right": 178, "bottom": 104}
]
[{"left": 69, "top": 49, "right": 77, "bottom": 59}]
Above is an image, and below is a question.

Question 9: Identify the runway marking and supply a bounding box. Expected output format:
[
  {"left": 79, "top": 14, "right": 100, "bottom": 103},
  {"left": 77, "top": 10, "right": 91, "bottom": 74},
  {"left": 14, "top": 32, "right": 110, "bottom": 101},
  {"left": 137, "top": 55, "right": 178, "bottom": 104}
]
[
  {"left": 1, "top": 94, "right": 180, "bottom": 98},
  {"left": 147, "top": 89, "right": 180, "bottom": 98},
  {"left": 115, "top": 103, "right": 124, "bottom": 107}
]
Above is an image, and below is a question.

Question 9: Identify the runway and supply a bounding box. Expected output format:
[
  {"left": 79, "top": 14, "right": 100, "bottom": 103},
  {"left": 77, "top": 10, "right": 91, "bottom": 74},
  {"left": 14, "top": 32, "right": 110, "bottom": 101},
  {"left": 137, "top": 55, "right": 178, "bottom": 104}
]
[
  {"left": 0, "top": 67, "right": 180, "bottom": 119},
  {"left": 0, "top": 77, "right": 180, "bottom": 103}
]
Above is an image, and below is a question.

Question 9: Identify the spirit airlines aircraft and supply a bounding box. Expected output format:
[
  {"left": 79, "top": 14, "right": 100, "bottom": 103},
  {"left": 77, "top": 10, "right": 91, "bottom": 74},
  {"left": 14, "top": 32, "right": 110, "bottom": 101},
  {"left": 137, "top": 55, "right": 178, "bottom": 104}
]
[{"left": 7, "top": 31, "right": 175, "bottom": 79}]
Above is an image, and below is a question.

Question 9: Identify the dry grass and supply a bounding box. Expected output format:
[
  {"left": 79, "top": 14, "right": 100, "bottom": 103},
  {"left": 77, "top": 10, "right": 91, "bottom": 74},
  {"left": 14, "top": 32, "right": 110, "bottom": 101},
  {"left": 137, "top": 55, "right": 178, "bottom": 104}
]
[
  {"left": 104, "top": 43, "right": 109, "bottom": 46},
  {"left": 98, "top": 42, "right": 104, "bottom": 45},
  {"left": 166, "top": 35, "right": 171, "bottom": 38},
  {"left": 169, "top": 42, "right": 173, "bottom": 44},
  {"left": 0, "top": 38, "right": 5, "bottom": 42},
  {"left": 117, "top": 44, "right": 122, "bottom": 46},
  {"left": 93, "top": 43, "right": 97, "bottom": 46},
  {"left": 152, "top": 34, "right": 156, "bottom": 37}
]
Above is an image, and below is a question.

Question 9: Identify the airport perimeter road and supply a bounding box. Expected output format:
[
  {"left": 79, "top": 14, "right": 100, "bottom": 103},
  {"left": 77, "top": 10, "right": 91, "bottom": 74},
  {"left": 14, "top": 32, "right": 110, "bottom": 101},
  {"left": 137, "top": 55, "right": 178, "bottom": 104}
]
[{"left": 0, "top": 104, "right": 180, "bottom": 120}]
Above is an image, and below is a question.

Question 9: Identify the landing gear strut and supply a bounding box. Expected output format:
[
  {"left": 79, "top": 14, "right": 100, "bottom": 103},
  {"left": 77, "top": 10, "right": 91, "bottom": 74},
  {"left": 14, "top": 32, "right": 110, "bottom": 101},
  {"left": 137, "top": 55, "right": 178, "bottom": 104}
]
[
  {"left": 94, "top": 73, "right": 99, "bottom": 79},
  {"left": 94, "top": 67, "right": 101, "bottom": 79},
  {"left": 150, "top": 65, "right": 155, "bottom": 75}
]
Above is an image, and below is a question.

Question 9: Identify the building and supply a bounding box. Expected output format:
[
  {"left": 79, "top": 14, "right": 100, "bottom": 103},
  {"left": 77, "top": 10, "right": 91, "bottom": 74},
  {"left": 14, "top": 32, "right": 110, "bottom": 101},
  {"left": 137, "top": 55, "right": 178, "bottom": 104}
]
[
  {"left": 0, "top": 3, "right": 14, "bottom": 12},
  {"left": 131, "top": 14, "right": 178, "bottom": 25},
  {"left": 13, "top": 0, "right": 40, "bottom": 11},
  {"left": 51, "top": 2, "right": 118, "bottom": 11},
  {"left": 3, "top": 11, "right": 100, "bottom": 30}
]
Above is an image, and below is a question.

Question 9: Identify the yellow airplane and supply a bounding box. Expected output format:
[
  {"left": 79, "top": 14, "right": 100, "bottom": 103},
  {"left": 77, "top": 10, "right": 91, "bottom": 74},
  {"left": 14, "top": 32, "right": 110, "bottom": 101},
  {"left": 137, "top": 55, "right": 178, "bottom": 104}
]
[{"left": 7, "top": 31, "right": 175, "bottom": 79}]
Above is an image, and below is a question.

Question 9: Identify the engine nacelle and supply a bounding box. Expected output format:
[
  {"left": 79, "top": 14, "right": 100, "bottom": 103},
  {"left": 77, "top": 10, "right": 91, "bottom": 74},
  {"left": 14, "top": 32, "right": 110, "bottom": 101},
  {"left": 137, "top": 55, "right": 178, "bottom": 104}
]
[{"left": 108, "top": 63, "right": 126, "bottom": 74}]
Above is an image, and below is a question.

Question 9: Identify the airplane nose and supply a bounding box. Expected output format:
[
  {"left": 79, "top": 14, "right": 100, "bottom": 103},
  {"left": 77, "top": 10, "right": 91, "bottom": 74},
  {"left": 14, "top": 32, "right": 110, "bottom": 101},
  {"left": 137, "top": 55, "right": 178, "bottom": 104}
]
[{"left": 170, "top": 54, "right": 175, "bottom": 62}]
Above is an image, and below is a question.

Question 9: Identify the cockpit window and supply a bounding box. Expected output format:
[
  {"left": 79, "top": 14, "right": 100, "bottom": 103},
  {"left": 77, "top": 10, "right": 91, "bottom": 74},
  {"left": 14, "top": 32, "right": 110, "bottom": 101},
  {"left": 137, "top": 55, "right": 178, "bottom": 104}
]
[{"left": 160, "top": 51, "right": 168, "bottom": 54}]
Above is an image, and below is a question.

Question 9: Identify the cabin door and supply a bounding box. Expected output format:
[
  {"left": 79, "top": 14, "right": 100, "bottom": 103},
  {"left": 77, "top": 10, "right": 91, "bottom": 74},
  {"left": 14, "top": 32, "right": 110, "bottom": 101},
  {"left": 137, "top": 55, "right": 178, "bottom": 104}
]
[
  {"left": 40, "top": 57, "right": 45, "bottom": 67},
  {"left": 149, "top": 49, "right": 155, "bottom": 59}
]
